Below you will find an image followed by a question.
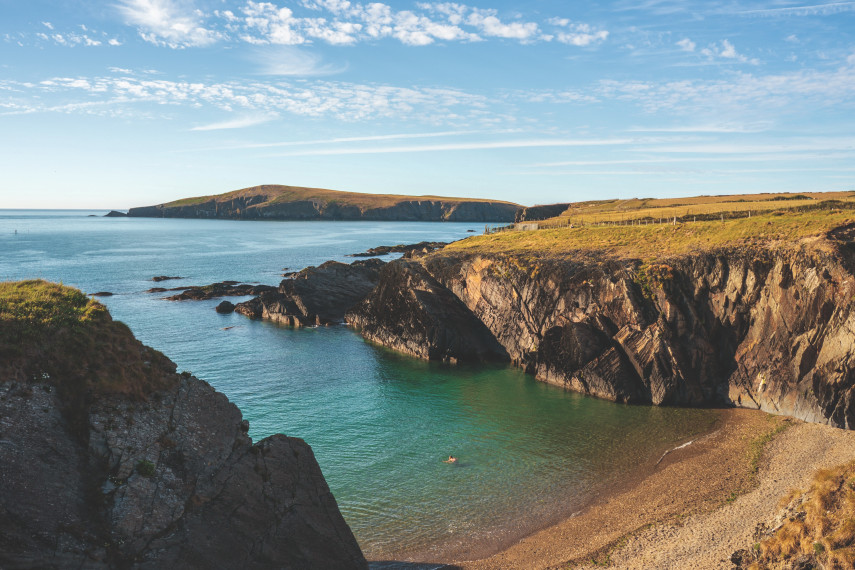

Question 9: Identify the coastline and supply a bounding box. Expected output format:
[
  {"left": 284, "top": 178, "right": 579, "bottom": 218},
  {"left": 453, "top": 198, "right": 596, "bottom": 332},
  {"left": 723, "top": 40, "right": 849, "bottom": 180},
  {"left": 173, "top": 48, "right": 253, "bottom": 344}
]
[{"left": 443, "top": 408, "right": 855, "bottom": 569}]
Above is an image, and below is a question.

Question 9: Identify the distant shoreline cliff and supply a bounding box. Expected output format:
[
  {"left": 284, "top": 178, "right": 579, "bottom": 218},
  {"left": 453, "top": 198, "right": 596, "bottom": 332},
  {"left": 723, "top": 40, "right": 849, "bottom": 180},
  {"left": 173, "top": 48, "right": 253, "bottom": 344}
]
[{"left": 128, "top": 184, "right": 521, "bottom": 222}]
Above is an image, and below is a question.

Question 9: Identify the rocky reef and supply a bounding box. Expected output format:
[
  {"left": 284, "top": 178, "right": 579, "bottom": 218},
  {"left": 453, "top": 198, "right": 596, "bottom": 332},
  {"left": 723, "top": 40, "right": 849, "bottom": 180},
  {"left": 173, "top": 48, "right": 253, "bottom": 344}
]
[
  {"left": 348, "top": 225, "right": 855, "bottom": 429},
  {"left": 0, "top": 280, "right": 366, "bottom": 569},
  {"left": 127, "top": 184, "right": 520, "bottom": 222},
  {"left": 235, "top": 259, "right": 384, "bottom": 326}
]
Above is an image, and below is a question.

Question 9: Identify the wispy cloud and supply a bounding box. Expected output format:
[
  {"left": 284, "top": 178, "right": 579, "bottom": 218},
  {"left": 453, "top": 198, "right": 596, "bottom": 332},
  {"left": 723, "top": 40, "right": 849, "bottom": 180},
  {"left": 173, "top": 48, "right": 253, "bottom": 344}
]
[
  {"left": 736, "top": 1, "right": 855, "bottom": 17},
  {"left": 191, "top": 115, "right": 276, "bottom": 130},
  {"left": 0, "top": 75, "right": 496, "bottom": 123},
  {"left": 268, "top": 138, "right": 634, "bottom": 156},
  {"left": 222, "top": 130, "right": 481, "bottom": 149},
  {"left": 252, "top": 47, "right": 345, "bottom": 76}
]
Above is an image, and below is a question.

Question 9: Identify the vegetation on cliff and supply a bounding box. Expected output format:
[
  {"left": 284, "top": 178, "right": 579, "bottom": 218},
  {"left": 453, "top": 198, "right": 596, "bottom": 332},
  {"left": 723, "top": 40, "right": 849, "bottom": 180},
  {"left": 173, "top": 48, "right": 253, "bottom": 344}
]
[{"left": 0, "top": 280, "right": 176, "bottom": 399}]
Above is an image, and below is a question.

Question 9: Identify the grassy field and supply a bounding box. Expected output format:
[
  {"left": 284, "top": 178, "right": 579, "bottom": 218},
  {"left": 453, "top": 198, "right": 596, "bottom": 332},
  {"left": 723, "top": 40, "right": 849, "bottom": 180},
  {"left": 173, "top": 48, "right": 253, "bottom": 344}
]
[
  {"left": 165, "top": 184, "right": 521, "bottom": 209},
  {"left": 447, "top": 207, "right": 855, "bottom": 261},
  {"left": 528, "top": 191, "right": 855, "bottom": 227}
]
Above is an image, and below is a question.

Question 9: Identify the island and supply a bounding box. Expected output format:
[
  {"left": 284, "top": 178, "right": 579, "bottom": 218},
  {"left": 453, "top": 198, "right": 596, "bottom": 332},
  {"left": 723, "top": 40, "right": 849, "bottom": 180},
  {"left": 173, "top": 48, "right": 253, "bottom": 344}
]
[{"left": 127, "top": 184, "right": 521, "bottom": 222}]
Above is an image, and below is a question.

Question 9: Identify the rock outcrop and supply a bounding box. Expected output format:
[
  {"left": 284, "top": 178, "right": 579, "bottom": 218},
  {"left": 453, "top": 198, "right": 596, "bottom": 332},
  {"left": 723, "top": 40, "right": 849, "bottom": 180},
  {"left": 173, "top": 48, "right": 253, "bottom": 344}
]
[
  {"left": 128, "top": 184, "right": 520, "bottom": 222},
  {"left": 346, "top": 260, "right": 510, "bottom": 363},
  {"left": 515, "top": 203, "right": 571, "bottom": 223},
  {"left": 0, "top": 281, "right": 366, "bottom": 569},
  {"left": 350, "top": 229, "right": 855, "bottom": 429},
  {"left": 236, "top": 259, "right": 384, "bottom": 326}
]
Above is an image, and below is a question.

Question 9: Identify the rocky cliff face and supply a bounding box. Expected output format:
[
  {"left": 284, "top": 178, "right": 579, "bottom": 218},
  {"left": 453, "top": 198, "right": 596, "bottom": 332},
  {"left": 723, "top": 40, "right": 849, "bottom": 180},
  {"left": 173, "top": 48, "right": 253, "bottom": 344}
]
[
  {"left": 128, "top": 196, "right": 519, "bottom": 222},
  {"left": 346, "top": 260, "right": 510, "bottom": 363},
  {"left": 0, "top": 283, "right": 366, "bottom": 569},
  {"left": 352, "top": 231, "right": 855, "bottom": 429}
]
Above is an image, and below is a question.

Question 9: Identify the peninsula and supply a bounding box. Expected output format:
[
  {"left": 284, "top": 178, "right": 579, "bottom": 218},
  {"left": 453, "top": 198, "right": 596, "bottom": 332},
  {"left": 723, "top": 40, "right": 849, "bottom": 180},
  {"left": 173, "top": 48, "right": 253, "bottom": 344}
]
[{"left": 127, "top": 184, "right": 521, "bottom": 222}]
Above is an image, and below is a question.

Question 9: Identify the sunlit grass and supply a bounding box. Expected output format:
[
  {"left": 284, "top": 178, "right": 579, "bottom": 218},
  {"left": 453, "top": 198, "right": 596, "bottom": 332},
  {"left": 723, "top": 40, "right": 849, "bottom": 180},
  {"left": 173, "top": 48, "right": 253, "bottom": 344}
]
[{"left": 447, "top": 208, "right": 854, "bottom": 261}]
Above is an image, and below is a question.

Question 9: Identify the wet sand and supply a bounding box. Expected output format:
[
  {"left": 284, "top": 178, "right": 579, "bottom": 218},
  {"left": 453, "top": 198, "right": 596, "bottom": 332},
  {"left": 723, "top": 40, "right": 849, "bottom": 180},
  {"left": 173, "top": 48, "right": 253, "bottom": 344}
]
[{"left": 447, "top": 408, "right": 855, "bottom": 570}]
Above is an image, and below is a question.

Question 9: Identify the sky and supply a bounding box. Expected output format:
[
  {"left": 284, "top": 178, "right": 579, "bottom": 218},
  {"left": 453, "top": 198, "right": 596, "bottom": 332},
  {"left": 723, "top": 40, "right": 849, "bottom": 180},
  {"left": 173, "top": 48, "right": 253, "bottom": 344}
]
[{"left": 1, "top": 0, "right": 854, "bottom": 209}]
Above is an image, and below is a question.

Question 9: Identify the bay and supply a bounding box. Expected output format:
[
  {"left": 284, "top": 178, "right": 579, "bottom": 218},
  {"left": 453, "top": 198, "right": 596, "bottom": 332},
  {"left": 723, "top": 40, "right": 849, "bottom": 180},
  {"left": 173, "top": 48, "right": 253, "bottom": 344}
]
[{"left": 0, "top": 210, "right": 717, "bottom": 561}]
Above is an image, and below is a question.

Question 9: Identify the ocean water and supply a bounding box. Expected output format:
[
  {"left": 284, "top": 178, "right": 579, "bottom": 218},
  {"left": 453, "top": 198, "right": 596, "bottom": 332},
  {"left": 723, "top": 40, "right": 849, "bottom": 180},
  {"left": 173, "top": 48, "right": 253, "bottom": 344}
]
[{"left": 0, "top": 210, "right": 718, "bottom": 561}]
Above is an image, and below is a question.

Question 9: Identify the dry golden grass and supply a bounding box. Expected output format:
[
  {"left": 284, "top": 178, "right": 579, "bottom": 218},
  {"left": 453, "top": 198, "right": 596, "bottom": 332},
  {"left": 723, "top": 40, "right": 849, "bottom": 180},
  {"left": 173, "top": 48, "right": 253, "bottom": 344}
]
[
  {"left": 748, "top": 461, "right": 855, "bottom": 569},
  {"left": 529, "top": 191, "right": 855, "bottom": 226},
  {"left": 448, "top": 208, "right": 855, "bottom": 262},
  {"left": 166, "top": 183, "right": 520, "bottom": 210}
]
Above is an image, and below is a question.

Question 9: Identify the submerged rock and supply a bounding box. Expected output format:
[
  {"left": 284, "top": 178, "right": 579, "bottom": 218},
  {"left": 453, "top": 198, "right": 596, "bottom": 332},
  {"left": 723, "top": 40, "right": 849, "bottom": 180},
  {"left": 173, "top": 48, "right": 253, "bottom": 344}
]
[{"left": 164, "top": 281, "right": 276, "bottom": 301}]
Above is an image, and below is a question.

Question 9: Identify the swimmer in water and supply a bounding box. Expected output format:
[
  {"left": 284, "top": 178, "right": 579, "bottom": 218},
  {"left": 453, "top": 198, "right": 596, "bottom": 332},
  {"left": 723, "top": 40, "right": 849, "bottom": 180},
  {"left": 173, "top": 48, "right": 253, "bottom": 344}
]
[{"left": 444, "top": 455, "right": 457, "bottom": 463}]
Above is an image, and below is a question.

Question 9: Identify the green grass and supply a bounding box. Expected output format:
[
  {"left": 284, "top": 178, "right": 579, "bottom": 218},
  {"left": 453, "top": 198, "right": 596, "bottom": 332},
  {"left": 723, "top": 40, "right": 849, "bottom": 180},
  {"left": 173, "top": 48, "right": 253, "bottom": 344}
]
[
  {"left": 0, "top": 280, "right": 177, "bottom": 400},
  {"left": 0, "top": 280, "right": 106, "bottom": 336},
  {"left": 446, "top": 208, "right": 855, "bottom": 262},
  {"left": 159, "top": 183, "right": 521, "bottom": 211}
]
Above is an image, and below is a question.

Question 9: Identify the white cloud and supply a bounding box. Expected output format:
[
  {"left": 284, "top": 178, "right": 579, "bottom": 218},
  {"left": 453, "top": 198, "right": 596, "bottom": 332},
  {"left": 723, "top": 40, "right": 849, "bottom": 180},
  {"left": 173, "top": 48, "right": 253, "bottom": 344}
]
[
  {"left": 116, "top": 0, "right": 221, "bottom": 48},
  {"left": 466, "top": 9, "right": 539, "bottom": 41},
  {"left": 549, "top": 19, "right": 609, "bottom": 46},
  {"left": 700, "top": 39, "right": 757, "bottom": 64},
  {"left": 42, "top": 22, "right": 54, "bottom": 30},
  {"left": 677, "top": 38, "right": 695, "bottom": 52}
]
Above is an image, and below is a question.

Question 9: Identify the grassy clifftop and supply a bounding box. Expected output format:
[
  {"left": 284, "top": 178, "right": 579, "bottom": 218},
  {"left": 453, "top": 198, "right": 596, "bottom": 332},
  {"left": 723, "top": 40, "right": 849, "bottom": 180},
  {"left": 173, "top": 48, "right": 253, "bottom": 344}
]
[
  {"left": 0, "top": 280, "right": 176, "bottom": 399},
  {"left": 447, "top": 208, "right": 855, "bottom": 262},
  {"left": 163, "top": 184, "right": 520, "bottom": 209}
]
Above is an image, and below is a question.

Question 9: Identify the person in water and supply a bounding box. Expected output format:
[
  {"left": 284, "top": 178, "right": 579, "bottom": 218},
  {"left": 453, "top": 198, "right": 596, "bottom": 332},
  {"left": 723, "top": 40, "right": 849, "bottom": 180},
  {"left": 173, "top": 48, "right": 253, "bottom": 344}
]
[{"left": 444, "top": 455, "right": 457, "bottom": 463}]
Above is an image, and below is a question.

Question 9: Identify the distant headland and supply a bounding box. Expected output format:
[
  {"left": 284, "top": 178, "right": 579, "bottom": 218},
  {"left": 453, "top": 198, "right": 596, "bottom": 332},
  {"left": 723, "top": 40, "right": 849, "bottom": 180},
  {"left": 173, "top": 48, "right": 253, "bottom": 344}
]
[{"left": 127, "top": 184, "right": 521, "bottom": 222}]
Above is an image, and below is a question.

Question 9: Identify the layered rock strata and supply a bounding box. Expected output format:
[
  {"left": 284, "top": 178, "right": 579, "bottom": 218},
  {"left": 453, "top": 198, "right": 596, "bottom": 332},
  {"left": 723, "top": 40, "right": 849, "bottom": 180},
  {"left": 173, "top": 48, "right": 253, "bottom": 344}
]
[
  {"left": 235, "top": 259, "right": 384, "bottom": 326},
  {"left": 351, "top": 230, "right": 855, "bottom": 429},
  {"left": 346, "top": 260, "right": 510, "bottom": 363}
]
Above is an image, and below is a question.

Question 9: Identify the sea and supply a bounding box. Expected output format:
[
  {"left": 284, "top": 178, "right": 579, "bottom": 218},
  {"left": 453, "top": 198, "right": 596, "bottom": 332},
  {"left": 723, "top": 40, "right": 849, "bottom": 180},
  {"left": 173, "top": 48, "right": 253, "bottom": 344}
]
[{"left": 0, "top": 210, "right": 718, "bottom": 563}]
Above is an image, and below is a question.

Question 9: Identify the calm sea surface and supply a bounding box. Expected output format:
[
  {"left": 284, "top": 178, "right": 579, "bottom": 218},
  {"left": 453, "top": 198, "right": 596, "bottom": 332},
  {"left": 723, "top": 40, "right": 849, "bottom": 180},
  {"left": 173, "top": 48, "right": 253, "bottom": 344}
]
[{"left": 0, "top": 210, "right": 717, "bottom": 561}]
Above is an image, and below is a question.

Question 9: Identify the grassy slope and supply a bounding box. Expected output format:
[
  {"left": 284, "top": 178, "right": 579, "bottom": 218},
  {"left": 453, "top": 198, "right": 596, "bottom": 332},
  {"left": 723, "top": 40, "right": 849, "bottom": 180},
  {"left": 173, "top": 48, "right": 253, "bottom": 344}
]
[
  {"left": 164, "top": 184, "right": 521, "bottom": 210},
  {"left": 532, "top": 191, "right": 855, "bottom": 226},
  {"left": 0, "top": 280, "right": 176, "bottom": 398},
  {"left": 446, "top": 208, "right": 855, "bottom": 262}
]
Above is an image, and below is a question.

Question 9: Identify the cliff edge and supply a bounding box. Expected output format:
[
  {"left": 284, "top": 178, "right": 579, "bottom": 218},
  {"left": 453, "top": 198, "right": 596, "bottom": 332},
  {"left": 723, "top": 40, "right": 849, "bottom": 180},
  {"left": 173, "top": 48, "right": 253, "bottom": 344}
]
[
  {"left": 0, "top": 280, "right": 366, "bottom": 569},
  {"left": 347, "top": 210, "right": 855, "bottom": 429}
]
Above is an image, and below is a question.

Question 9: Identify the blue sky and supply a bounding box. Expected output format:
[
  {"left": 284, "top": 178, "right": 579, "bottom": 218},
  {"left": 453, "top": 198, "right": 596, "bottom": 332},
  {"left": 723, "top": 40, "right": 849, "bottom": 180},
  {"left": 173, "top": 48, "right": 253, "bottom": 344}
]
[{"left": 2, "top": 0, "right": 854, "bottom": 208}]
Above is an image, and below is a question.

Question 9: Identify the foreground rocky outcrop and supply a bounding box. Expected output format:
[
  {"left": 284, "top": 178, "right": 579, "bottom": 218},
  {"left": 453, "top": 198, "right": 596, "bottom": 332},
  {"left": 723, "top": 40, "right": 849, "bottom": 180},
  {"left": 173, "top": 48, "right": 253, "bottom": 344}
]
[
  {"left": 0, "top": 280, "right": 366, "bottom": 569},
  {"left": 128, "top": 184, "right": 520, "bottom": 222},
  {"left": 349, "top": 225, "right": 855, "bottom": 429},
  {"left": 236, "top": 259, "right": 384, "bottom": 326}
]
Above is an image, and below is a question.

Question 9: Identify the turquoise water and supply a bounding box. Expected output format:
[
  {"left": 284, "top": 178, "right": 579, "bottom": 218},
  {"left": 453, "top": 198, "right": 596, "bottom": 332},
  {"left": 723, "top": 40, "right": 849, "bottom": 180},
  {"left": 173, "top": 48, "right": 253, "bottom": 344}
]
[{"left": 0, "top": 211, "right": 717, "bottom": 561}]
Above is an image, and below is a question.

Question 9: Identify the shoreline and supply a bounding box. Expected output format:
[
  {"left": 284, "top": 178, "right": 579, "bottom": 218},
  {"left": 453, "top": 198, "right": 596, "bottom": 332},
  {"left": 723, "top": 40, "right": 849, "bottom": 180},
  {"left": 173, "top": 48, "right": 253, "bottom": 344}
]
[{"left": 433, "top": 408, "right": 855, "bottom": 569}]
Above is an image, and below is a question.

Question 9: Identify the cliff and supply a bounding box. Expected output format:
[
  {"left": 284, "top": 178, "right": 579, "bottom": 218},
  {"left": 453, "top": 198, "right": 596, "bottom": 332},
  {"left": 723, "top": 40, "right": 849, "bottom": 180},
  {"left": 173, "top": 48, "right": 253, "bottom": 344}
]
[
  {"left": 347, "top": 211, "right": 855, "bottom": 429},
  {"left": 127, "top": 184, "right": 520, "bottom": 222},
  {"left": 0, "top": 281, "right": 366, "bottom": 569}
]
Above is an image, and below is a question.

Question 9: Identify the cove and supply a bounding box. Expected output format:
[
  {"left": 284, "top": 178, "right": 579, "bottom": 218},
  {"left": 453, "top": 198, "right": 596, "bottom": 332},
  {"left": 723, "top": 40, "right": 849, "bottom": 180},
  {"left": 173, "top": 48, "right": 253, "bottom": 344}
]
[{"left": 0, "top": 211, "right": 718, "bottom": 561}]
